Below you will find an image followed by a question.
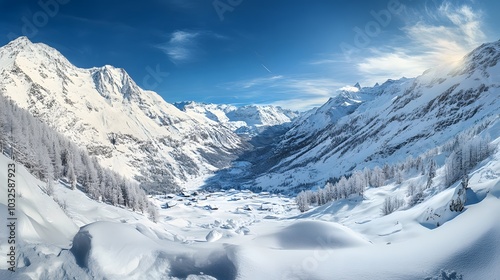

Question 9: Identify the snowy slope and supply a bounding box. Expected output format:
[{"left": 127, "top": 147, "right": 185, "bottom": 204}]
[
  {"left": 0, "top": 37, "right": 247, "bottom": 189},
  {"left": 0, "top": 154, "right": 80, "bottom": 277},
  {"left": 251, "top": 41, "right": 500, "bottom": 192},
  {"left": 175, "top": 101, "right": 299, "bottom": 136},
  {"left": 0, "top": 158, "right": 77, "bottom": 249},
  {"left": 1, "top": 133, "right": 499, "bottom": 279}
]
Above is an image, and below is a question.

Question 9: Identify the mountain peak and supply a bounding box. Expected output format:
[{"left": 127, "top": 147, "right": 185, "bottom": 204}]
[
  {"left": 91, "top": 64, "right": 130, "bottom": 79},
  {"left": 1, "top": 36, "right": 36, "bottom": 55},
  {"left": 454, "top": 40, "right": 500, "bottom": 76},
  {"left": 90, "top": 64, "right": 142, "bottom": 101},
  {"left": 1, "top": 36, "right": 75, "bottom": 71},
  {"left": 354, "top": 82, "right": 361, "bottom": 90},
  {"left": 9, "top": 36, "right": 33, "bottom": 46}
]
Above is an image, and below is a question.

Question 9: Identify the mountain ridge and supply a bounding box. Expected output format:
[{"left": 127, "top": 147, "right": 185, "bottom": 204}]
[
  {"left": 175, "top": 101, "right": 299, "bottom": 136},
  {"left": 0, "top": 37, "right": 248, "bottom": 190},
  {"left": 242, "top": 40, "right": 500, "bottom": 192}
]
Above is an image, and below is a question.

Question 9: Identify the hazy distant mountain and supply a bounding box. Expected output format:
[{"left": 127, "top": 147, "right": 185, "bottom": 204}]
[{"left": 175, "top": 101, "right": 299, "bottom": 136}]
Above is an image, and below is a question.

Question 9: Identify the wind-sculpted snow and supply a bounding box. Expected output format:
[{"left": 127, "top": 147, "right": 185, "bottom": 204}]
[
  {"left": 71, "top": 222, "right": 162, "bottom": 277},
  {"left": 69, "top": 221, "right": 240, "bottom": 279},
  {"left": 256, "top": 220, "right": 369, "bottom": 249}
]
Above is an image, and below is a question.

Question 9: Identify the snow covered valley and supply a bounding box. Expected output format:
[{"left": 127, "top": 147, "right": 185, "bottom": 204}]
[{"left": 1, "top": 137, "right": 499, "bottom": 279}]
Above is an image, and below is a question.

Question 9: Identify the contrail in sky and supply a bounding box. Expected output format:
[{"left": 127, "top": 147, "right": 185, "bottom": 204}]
[{"left": 261, "top": 63, "right": 272, "bottom": 73}]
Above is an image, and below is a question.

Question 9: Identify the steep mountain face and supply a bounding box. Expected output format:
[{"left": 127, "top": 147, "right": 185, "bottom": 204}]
[
  {"left": 0, "top": 37, "right": 247, "bottom": 190},
  {"left": 249, "top": 41, "right": 500, "bottom": 192},
  {"left": 175, "top": 101, "right": 299, "bottom": 136}
]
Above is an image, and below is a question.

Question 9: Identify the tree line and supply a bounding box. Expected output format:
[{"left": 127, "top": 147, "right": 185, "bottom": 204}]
[
  {"left": 0, "top": 93, "right": 158, "bottom": 222},
  {"left": 296, "top": 131, "right": 495, "bottom": 213},
  {"left": 296, "top": 155, "right": 436, "bottom": 212}
]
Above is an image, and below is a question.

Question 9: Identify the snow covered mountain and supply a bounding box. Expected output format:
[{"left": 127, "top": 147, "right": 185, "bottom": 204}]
[
  {"left": 248, "top": 41, "right": 500, "bottom": 192},
  {"left": 174, "top": 101, "right": 299, "bottom": 136},
  {"left": 0, "top": 37, "right": 248, "bottom": 190},
  {"left": 1, "top": 37, "right": 500, "bottom": 279},
  {"left": 0, "top": 36, "right": 498, "bottom": 195}
]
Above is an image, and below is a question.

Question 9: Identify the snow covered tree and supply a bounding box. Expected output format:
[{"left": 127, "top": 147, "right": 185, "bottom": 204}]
[
  {"left": 370, "top": 166, "right": 385, "bottom": 188},
  {"left": 296, "top": 191, "right": 310, "bottom": 212},
  {"left": 46, "top": 177, "right": 55, "bottom": 196},
  {"left": 351, "top": 170, "right": 366, "bottom": 196},
  {"left": 0, "top": 109, "right": 6, "bottom": 154},
  {"left": 416, "top": 156, "right": 425, "bottom": 175},
  {"left": 383, "top": 163, "right": 393, "bottom": 180},
  {"left": 424, "top": 159, "right": 437, "bottom": 189},
  {"left": 337, "top": 176, "right": 349, "bottom": 198},
  {"left": 449, "top": 186, "right": 466, "bottom": 212},
  {"left": 49, "top": 141, "right": 63, "bottom": 180},
  {"left": 148, "top": 202, "right": 159, "bottom": 223},
  {"left": 381, "top": 196, "right": 403, "bottom": 215},
  {"left": 67, "top": 163, "right": 77, "bottom": 190},
  {"left": 461, "top": 174, "right": 469, "bottom": 189},
  {"left": 445, "top": 135, "right": 494, "bottom": 187},
  {"left": 404, "top": 155, "right": 415, "bottom": 171},
  {"left": 395, "top": 169, "right": 404, "bottom": 184},
  {"left": 445, "top": 151, "right": 461, "bottom": 187},
  {"left": 138, "top": 195, "right": 147, "bottom": 213}
]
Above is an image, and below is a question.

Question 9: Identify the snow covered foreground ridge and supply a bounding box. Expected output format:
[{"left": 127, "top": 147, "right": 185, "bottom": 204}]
[
  {"left": 0, "top": 36, "right": 296, "bottom": 191},
  {"left": 1, "top": 136, "right": 500, "bottom": 279}
]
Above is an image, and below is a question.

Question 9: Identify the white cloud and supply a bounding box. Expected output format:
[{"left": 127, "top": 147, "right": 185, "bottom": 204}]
[
  {"left": 355, "top": 2, "right": 487, "bottom": 85},
  {"left": 157, "top": 30, "right": 200, "bottom": 63},
  {"left": 158, "top": 30, "right": 226, "bottom": 64},
  {"left": 338, "top": 85, "right": 359, "bottom": 92},
  {"left": 356, "top": 50, "right": 429, "bottom": 85},
  {"left": 280, "top": 3, "right": 489, "bottom": 109},
  {"left": 286, "top": 78, "right": 342, "bottom": 98},
  {"left": 269, "top": 97, "right": 329, "bottom": 112},
  {"left": 170, "top": 30, "right": 199, "bottom": 44},
  {"left": 405, "top": 3, "right": 485, "bottom": 62},
  {"left": 309, "top": 59, "right": 342, "bottom": 65},
  {"left": 229, "top": 75, "right": 284, "bottom": 89}
]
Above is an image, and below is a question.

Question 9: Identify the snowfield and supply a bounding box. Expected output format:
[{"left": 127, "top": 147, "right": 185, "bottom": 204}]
[{"left": 1, "top": 133, "right": 499, "bottom": 279}]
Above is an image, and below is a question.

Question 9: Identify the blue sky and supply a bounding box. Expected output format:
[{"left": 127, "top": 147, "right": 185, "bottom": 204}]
[{"left": 0, "top": 0, "right": 499, "bottom": 110}]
